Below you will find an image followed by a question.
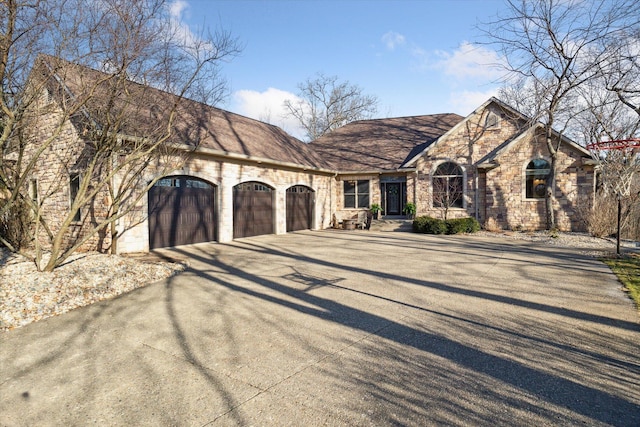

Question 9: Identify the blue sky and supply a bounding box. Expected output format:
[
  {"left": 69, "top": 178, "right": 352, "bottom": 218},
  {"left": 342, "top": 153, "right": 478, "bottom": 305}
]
[{"left": 175, "top": 0, "right": 508, "bottom": 138}]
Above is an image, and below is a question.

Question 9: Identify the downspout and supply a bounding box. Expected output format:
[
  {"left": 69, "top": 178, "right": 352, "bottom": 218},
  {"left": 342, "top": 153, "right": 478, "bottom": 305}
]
[
  {"left": 330, "top": 172, "right": 337, "bottom": 228},
  {"left": 414, "top": 170, "right": 418, "bottom": 214},
  {"left": 474, "top": 166, "right": 479, "bottom": 221}
]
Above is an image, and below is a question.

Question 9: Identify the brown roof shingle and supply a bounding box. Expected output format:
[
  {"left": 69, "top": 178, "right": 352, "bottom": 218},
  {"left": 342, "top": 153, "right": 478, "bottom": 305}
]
[
  {"left": 310, "top": 114, "right": 464, "bottom": 171},
  {"left": 40, "top": 55, "right": 328, "bottom": 170}
]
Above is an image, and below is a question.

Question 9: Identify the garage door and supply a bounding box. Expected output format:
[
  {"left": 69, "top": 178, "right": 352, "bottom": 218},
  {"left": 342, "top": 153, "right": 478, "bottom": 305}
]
[
  {"left": 286, "top": 185, "right": 314, "bottom": 232},
  {"left": 233, "top": 181, "right": 274, "bottom": 238},
  {"left": 148, "top": 176, "right": 216, "bottom": 249}
]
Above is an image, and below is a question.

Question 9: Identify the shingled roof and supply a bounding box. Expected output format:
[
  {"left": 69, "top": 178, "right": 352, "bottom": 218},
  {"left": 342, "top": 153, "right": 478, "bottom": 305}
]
[
  {"left": 310, "top": 114, "right": 464, "bottom": 171},
  {"left": 38, "top": 55, "right": 329, "bottom": 170}
]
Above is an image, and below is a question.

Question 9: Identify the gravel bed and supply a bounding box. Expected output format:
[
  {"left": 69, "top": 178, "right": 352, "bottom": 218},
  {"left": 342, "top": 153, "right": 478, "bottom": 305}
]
[
  {"left": 1, "top": 249, "right": 186, "bottom": 332},
  {"left": 475, "top": 230, "right": 638, "bottom": 257},
  {"left": 1, "top": 231, "right": 636, "bottom": 332}
]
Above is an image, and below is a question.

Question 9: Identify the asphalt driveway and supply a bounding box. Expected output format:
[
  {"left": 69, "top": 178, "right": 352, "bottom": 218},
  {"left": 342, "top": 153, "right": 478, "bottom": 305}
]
[{"left": 1, "top": 231, "right": 639, "bottom": 426}]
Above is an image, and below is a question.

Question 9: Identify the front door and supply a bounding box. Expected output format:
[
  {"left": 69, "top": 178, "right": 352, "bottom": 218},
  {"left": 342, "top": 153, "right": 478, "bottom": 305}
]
[{"left": 385, "top": 183, "right": 402, "bottom": 215}]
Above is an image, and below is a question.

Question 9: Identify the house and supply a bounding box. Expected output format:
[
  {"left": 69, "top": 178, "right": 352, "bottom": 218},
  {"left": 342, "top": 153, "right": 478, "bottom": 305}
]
[
  {"left": 312, "top": 98, "right": 596, "bottom": 231},
  {"left": 23, "top": 56, "right": 334, "bottom": 254},
  {"left": 22, "top": 57, "right": 596, "bottom": 256}
]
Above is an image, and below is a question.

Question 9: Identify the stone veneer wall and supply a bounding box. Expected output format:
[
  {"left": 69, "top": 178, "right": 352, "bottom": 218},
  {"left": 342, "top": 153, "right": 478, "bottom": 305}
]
[
  {"left": 25, "top": 98, "right": 113, "bottom": 253},
  {"left": 414, "top": 103, "right": 595, "bottom": 230},
  {"left": 483, "top": 133, "right": 594, "bottom": 231}
]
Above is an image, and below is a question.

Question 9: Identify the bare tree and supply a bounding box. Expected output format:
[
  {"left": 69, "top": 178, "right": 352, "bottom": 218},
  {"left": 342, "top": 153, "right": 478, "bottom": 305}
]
[
  {"left": 0, "top": 0, "right": 240, "bottom": 271},
  {"left": 571, "top": 28, "right": 640, "bottom": 244},
  {"left": 485, "top": 0, "right": 639, "bottom": 229},
  {"left": 283, "top": 73, "right": 379, "bottom": 141},
  {"left": 431, "top": 162, "right": 464, "bottom": 220},
  {"left": 598, "top": 27, "right": 640, "bottom": 118}
]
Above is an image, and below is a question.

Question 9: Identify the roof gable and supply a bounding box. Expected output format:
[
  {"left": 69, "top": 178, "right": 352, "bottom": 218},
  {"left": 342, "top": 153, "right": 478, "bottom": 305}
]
[
  {"left": 480, "top": 123, "right": 592, "bottom": 166},
  {"left": 402, "top": 97, "right": 530, "bottom": 168},
  {"left": 402, "top": 97, "right": 592, "bottom": 168}
]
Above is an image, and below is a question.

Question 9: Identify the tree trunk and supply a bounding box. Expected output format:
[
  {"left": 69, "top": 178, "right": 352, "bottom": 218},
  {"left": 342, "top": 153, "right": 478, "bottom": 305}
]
[
  {"left": 110, "top": 221, "right": 118, "bottom": 255},
  {"left": 546, "top": 154, "right": 557, "bottom": 230},
  {"left": 110, "top": 199, "right": 119, "bottom": 255}
]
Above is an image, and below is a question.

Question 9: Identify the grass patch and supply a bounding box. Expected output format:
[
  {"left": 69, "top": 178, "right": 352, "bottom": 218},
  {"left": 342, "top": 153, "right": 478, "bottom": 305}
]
[{"left": 603, "top": 253, "right": 640, "bottom": 310}]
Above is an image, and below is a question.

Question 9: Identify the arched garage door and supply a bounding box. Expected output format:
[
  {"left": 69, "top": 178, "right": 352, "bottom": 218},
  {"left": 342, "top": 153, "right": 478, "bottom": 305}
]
[
  {"left": 233, "top": 181, "right": 274, "bottom": 238},
  {"left": 286, "top": 185, "right": 314, "bottom": 232},
  {"left": 148, "top": 176, "right": 216, "bottom": 249}
]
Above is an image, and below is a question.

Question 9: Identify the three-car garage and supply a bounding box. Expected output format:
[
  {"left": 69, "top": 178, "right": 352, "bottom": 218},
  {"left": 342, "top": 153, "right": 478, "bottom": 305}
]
[{"left": 148, "top": 177, "right": 316, "bottom": 249}]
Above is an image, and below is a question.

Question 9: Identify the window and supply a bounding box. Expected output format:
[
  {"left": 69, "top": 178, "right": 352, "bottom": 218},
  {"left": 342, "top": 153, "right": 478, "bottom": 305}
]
[
  {"left": 344, "top": 180, "right": 369, "bottom": 208},
  {"left": 485, "top": 112, "right": 500, "bottom": 129},
  {"left": 156, "top": 177, "right": 181, "bottom": 187},
  {"left": 30, "top": 179, "right": 38, "bottom": 204},
  {"left": 525, "top": 159, "right": 550, "bottom": 199},
  {"left": 69, "top": 173, "right": 81, "bottom": 221},
  {"left": 156, "top": 176, "right": 213, "bottom": 189},
  {"left": 433, "top": 162, "right": 463, "bottom": 208},
  {"left": 235, "top": 182, "right": 272, "bottom": 192}
]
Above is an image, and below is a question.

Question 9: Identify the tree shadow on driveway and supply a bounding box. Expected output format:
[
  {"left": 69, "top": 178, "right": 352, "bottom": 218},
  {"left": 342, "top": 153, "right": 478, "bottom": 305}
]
[{"left": 164, "top": 234, "right": 640, "bottom": 426}]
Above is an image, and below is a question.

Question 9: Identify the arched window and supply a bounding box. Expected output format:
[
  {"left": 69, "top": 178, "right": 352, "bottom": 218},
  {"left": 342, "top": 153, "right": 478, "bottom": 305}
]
[
  {"left": 525, "top": 159, "right": 550, "bottom": 199},
  {"left": 433, "top": 162, "right": 463, "bottom": 208}
]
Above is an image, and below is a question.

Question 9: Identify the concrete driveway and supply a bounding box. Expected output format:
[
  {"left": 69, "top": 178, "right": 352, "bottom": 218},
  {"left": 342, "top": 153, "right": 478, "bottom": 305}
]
[{"left": 1, "top": 231, "right": 639, "bottom": 426}]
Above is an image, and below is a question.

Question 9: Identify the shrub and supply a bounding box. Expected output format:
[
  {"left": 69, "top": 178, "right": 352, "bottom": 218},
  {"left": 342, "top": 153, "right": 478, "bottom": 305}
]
[
  {"left": 412, "top": 216, "right": 447, "bottom": 234},
  {"left": 445, "top": 217, "right": 480, "bottom": 234},
  {"left": 413, "top": 216, "right": 480, "bottom": 235}
]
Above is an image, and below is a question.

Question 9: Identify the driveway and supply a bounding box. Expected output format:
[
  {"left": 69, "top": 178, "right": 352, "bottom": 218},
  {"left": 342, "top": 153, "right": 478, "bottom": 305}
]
[{"left": 1, "top": 231, "right": 639, "bottom": 426}]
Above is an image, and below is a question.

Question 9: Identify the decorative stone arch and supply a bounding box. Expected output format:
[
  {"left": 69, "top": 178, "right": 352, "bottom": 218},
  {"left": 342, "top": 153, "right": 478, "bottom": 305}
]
[{"left": 430, "top": 160, "right": 467, "bottom": 209}]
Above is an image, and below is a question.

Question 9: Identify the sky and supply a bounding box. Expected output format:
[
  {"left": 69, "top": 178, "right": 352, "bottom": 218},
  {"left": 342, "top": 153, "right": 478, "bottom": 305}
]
[{"left": 174, "top": 0, "right": 509, "bottom": 139}]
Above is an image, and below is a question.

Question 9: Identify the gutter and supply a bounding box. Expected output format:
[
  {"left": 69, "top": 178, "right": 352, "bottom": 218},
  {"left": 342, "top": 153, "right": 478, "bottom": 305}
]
[
  {"left": 164, "top": 143, "right": 337, "bottom": 175},
  {"left": 336, "top": 168, "right": 417, "bottom": 176}
]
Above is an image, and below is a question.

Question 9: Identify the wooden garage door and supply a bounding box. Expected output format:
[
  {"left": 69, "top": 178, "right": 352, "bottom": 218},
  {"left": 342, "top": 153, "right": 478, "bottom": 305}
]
[
  {"left": 286, "top": 185, "right": 314, "bottom": 232},
  {"left": 148, "top": 176, "right": 216, "bottom": 249},
  {"left": 233, "top": 182, "right": 274, "bottom": 238}
]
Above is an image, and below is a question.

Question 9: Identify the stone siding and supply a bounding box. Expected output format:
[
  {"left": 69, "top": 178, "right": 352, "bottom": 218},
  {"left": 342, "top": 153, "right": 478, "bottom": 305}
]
[
  {"left": 413, "top": 103, "right": 595, "bottom": 230},
  {"left": 24, "top": 97, "right": 112, "bottom": 253}
]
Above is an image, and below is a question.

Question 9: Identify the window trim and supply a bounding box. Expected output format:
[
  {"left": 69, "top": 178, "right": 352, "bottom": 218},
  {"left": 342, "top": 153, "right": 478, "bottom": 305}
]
[
  {"left": 343, "top": 179, "right": 370, "bottom": 209},
  {"left": 524, "top": 158, "right": 551, "bottom": 200},
  {"left": 30, "top": 178, "right": 38, "bottom": 205},
  {"left": 431, "top": 161, "right": 465, "bottom": 209}
]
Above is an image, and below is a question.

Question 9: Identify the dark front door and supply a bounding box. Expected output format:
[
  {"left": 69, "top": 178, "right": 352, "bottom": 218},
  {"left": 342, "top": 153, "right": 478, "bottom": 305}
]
[
  {"left": 148, "top": 176, "right": 216, "bottom": 249},
  {"left": 233, "top": 182, "right": 274, "bottom": 238},
  {"left": 286, "top": 186, "right": 314, "bottom": 232},
  {"left": 385, "top": 183, "right": 402, "bottom": 215}
]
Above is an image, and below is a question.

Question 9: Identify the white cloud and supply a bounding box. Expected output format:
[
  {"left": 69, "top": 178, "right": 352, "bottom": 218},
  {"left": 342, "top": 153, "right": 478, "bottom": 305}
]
[
  {"left": 169, "top": 0, "right": 189, "bottom": 18},
  {"left": 167, "top": 1, "right": 213, "bottom": 53},
  {"left": 433, "top": 41, "right": 506, "bottom": 81},
  {"left": 447, "top": 89, "right": 499, "bottom": 115},
  {"left": 233, "top": 88, "right": 306, "bottom": 139},
  {"left": 381, "top": 31, "right": 406, "bottom": 50}
]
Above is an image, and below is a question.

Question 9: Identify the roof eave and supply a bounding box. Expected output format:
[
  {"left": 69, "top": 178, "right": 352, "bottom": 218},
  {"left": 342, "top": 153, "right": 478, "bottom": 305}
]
[
  {"left": 178, "top": 144, "right": 335, "bottom": 175},
  {"left": 337, "top": 167, "right": 417, "bottom": 176}
]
